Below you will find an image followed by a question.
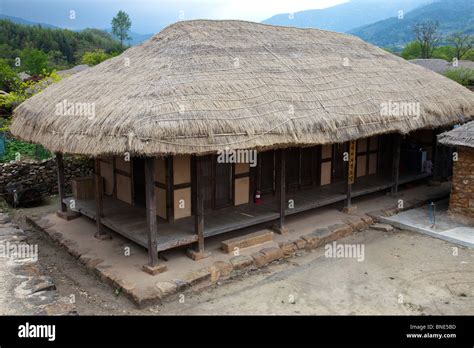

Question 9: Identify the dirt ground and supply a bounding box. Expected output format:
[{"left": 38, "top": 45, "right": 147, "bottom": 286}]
[{"left": 5, "top": 196, "right": 474, "bottom": 315}]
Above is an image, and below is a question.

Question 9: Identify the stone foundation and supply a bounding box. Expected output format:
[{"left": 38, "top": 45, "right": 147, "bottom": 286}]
[
  {"left": 0, "top": 156, "right": 93, "bottom": 195},
  {"left": 449, "top": 147, "right": 474, "bottom": 221}
]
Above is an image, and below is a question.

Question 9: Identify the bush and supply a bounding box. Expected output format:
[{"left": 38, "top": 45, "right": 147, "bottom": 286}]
[
  {"left": 81, "top": 49, "right": 112, "bottom": 66},
  {"left": 444, "top": 68, "right": 474, "bottom": 86}
]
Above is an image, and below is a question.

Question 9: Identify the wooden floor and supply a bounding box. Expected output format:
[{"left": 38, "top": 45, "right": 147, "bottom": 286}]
[{"left": 65, "top": 172, "right": 432, "bottom": 252}]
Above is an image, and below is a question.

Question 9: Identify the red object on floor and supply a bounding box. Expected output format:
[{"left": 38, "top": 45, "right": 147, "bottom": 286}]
[{"left": 254, "top": 190, "right": 262, "bottom": 205}]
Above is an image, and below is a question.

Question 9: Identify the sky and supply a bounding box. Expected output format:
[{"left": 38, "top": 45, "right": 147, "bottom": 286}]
[{"left": 1, "top": 0, "right": 349, "bottom": 33}]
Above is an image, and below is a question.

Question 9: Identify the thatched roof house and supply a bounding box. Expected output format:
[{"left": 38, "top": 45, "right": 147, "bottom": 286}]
[
  {"left": 11, "top": 20, "right": 474, "bottom": 157},
  {"left": 438, "top": 121, "right": 474, "bottom": 148},
  {"left": 410, "top": 58, "right": 474, "bottom": 74},
  {"left": 9, "top": 20, "right": 474, "bottom": 270},
  {"left": 438, "top": 121, "right": 474, "bottom": 223}
]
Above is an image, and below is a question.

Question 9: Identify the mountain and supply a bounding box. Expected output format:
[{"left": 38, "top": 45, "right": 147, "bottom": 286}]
[
  {"left": 350, "top": 0, "right": 474, "bottom": 48},
  {"left": 0, "top": 14, "right": 58, "bottom": 29},
  {"left": 262, "top": 0, "right": 432, "bottom": 33}
]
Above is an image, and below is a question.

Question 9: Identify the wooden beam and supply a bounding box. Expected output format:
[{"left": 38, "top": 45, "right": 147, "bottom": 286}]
[
  {"left": 55, "top": 153, "right": 67, "bottom": 213},
  {"left": 391, "top": 134, "right": 402, "bottom": 195},
  {"left": 144, "top": 157, "right": 159, "bottom": 267},
  {"left": 94, "top": 158, "right": 106, "bottom": 237},
  {"left": 194, "top": 156, "right": 205, "bottom": 253}
]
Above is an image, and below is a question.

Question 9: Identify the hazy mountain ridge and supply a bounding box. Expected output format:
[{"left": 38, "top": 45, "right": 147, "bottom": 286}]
[
  {"left": 262, "top": 0, "right": 433, "bottom": 32},
  {"left": 349, "top": 0, "right": 474, "bottom": 48}
]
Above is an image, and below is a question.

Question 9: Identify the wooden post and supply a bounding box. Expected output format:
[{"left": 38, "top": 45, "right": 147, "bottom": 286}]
[
  {"left": 344, "top": 140, "right": 356, "bottom": 212},
  {"left": 274, "top": 148, "right": 288, "bottom": 234},
  {"left": 55, "top": 153, "right": 67, "bottom": 213},
  {"left": 187, "top": 155, "right": 210, "bottom": 260},
  {"left": 93, "top": 158, "right": 108, "bottom": 238},
  {"left": 142, "top": 157, "right": 166, "bottom": 275},
  {"left": 195, "top": 156, "right": 204, "bottom": 252},
  {"left": 165, "top": 156, "right": 174, "bottom": 222},
  {"left": 391, "top": 134, "right": 401, "bottom": 195}
]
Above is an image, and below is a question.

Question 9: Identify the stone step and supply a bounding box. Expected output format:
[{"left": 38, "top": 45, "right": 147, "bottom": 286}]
[{"left": 221, "top": 230, "right": 273, "bottom": 253}]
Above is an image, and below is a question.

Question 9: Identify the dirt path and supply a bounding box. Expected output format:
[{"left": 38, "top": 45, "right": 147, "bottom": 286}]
[{"left": 6, "top": 198, "right": 474, "bottom": 315}]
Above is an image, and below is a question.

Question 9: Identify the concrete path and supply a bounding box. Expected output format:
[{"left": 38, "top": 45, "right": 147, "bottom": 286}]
[{"left": 381, "top": 200, "right": 474, "bottom": 248}]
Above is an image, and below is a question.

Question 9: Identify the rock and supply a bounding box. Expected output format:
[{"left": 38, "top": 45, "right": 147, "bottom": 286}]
[
  {"left": 372, "top": 223, "right": 394, "bottom": 232},
  {"left": 229, "top": 255, "right": 254, "bottom": 270},
  {"left": 293, "top": 238, "right": 307, "bottom": 250},
  {"left": 252, "top": 247, "right": 283, "bottom": 267},
  {"left": 328, "top": 224, "right": 353, "bottom": 239},
  {"left": 0, "top": 213, "right": 11, "bottom": 224},
  {"left": 301, "top": 228, "right": 332, "bottom": 249},
  {"left": 182, "top": 268, "right": 211, "bottom": 286},
  {"left": 278, "top": 241, "right": 298, "bottom": 256},
  {"left": 209, "top": 261, "right": 233, "bottom": 282},
  {"left": 155, "top": 281, "right": 178, "bottom": 296},
  {"left": 27, "top": 276, "right": 56, "bottom": 294},
  {"left": 343, "top": 216, "right": 367, "bottom": 231}
]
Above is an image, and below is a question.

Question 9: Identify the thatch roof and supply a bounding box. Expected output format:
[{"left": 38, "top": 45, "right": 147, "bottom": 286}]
[
  {"left": 11, "top": 20, "right": 474, "bottom": 157},
  {"left": 409, "top": 59, "right": 474, "bottom": 74},
  {"left": 438, "top": 121, "right": 474, "bottom": 148}
]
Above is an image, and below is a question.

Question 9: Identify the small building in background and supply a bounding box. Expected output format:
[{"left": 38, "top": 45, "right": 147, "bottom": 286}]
[{"left": 438, "top": 121, "right": 474, "bottom": 224}]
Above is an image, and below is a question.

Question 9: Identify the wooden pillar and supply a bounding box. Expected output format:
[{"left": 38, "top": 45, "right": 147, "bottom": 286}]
[
  {"left": 94, "top": 158, "right": 107, "bottom": 238},
  {"left": 187, "top": 155, "right": 210, "bottom": 260},
  {"left": 144, "top": 158, "right": 158, "bottom": 266},
  {"left": 165, "top": 156, "right": 174, "bottom": 222},
  {"left": 195, "top": 156, "right": 204, "bottom": 252},
  {"left": 391, "top": 134, "right": 402, "bottom": 195},
  {"left": 274, "top": 148, "right": 289, "bottom": 234},
  {"left": 344, "top": 140, "right": 356, "bottom": 212},
  {"left": 55, "top": 153, "right": 67, "bottom": 213}
]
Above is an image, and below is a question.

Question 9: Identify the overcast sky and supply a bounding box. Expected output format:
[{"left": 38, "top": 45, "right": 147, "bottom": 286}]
[{"left": 1, "top": 0, "right": 349, "bottom": 33}]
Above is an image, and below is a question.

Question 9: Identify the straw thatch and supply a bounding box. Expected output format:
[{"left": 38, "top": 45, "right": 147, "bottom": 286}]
[
  {"left": 11, "top": 20, "right": 474, "bottom": 157},
  {"left": 438, "top": 121, "right": 474, "bottom": 148}
]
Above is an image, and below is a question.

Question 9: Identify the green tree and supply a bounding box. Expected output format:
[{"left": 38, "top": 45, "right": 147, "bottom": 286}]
[
  {"left": 401, "top": 41, "right": 422, "bottom": 60},
  {"left": 81, "top": 49, "right": 111, "bottom": 66},
  {"left": 0, "top": 59, "right": 19, "bottom": 91},
  {"left": 111, "top": 11, "right": 131, "bottom": 49},
  {"left": 447, "top": 32, "right": 473, "bottom": 60},
  {"left": 19, "top": 48, "right": 51, "bottom": 75},
  {"left": 432, "top": 45, "right": 457, "bottom": 61}
]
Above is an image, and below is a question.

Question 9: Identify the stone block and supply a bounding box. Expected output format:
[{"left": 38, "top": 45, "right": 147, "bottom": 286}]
[
  {"left": 221, "top": 230, "right": 273, "bottom": 253},
  {"left": 278, "top": 241, "right": 298, "bottom": 256},
  {"left": 229, "top": 255, "right": 254, "bottom": 270}
]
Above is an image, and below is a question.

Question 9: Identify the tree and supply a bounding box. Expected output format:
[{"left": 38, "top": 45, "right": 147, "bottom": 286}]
[
  {"left": 447, "top": 32, "right": 473, "bottom": 60},
  {"left": 81, "top": 49, "right": 111, "bottom": 66},
  {"left": 111, "top": 11, "right": 131, "bottom": 49},
  {"left": 413, "top": 20, "right": 440, "bottom": 59},
  {"left": 432, "top": 45, "right": 457, "bottom": 61},
  {"left": 19, "top": 48, "right": 51, "bottom": 76},
  {"left": 401, "top": 41, "right": 421, "bottom": 60},
  {"left": 0, "top": 59, "right": 19, "bottom": 91}
]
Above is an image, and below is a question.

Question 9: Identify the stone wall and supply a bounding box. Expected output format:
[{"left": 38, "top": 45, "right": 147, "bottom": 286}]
[
  {"left": 449, "top": 147, "right": 474, "bottom": 221},
  {"left": 0, "top": 156, "right": 93, "bottom": 195}
]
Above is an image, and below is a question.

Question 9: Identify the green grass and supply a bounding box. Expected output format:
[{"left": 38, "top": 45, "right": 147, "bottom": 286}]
[{"left": 0, "top": 139, "right": 51, "bottom": 162}]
